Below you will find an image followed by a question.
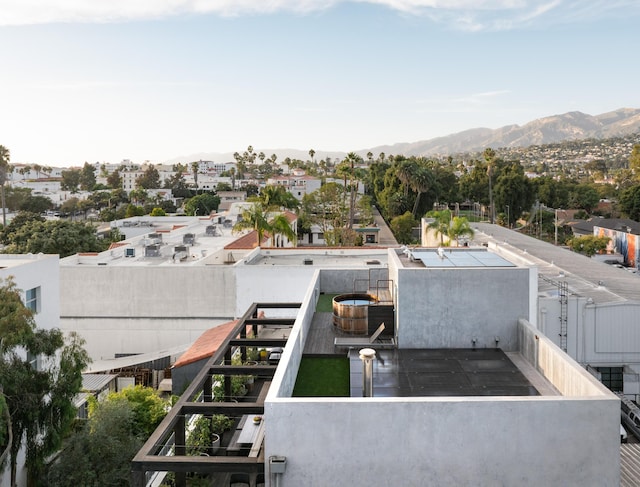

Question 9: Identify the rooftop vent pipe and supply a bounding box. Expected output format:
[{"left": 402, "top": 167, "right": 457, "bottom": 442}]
[{"left": 359, "top": 348, "right": 376, "bottom": 397}]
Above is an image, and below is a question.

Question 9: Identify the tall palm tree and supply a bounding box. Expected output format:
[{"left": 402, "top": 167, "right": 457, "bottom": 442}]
[
  {"left": 191, "top": 161, "right": 199, "bottom": 192},
  {"left": 410, "top": 166, "right": 434, "bottom": 218},
  {"left": 484, "top": 148, "right": 496, "bottom": 224},
  {"left": 0, "top": 144, "right": 10, "bottom": 226}
]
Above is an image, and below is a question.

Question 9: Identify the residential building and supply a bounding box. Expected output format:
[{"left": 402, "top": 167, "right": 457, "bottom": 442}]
[
  {"left": 132, "top": 246, "right": 620, "bottom": 486},
  {"left": 0, "top": 254, "right": 60, "bottom": 487}
]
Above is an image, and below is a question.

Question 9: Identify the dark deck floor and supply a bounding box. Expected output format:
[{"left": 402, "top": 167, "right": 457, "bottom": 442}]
[
  {"left": 348, "top": 348, "right": 540, "bottom": 397},
  {"left": 303, "top": 310, "right": 539, "bottom": 397}
]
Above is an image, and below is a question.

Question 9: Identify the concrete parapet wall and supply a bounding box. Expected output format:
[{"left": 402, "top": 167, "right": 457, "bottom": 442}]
[
  {"left": 266, "top": 394, "right": 619, "bottom": 487},
  {"left": 518, "top": 318, "right": 612, "bottom": 397}
]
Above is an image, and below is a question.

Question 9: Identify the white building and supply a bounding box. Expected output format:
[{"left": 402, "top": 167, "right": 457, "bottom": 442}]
[
  {"left": 0, "top": 254, "right": 60, "bottom": 487},
  {"left": 132, "top": 246, "right": 620, "bottom": 486}
]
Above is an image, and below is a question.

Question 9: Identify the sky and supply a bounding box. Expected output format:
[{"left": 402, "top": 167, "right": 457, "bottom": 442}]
[{"left": 1, "top": 0, "right": 639, "bottom": 167}]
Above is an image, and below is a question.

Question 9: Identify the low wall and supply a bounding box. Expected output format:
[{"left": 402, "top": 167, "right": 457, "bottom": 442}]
[
  {"left": 265, "top": 394, "right": 619, "bottom": 486},
  {"left": 518, "top": 318, "right": 612, "bottom": 397}
]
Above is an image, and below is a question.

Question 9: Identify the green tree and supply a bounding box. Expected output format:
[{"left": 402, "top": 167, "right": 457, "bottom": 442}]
[
  {"left": 268, "top": 213, "right": 297, "bottom": 247},
  {"left": 60, "top": 197, "right": 80, "bottom": 218},
  {"left": 447, "top": 216, "right": 474, "bottom": 246},
  {"left": 0, "top": 277, "right": 89, "bottom": 485},
  {"left": 60, "top": 169, "right": 81, "bottom": 193},
  {"left": 4, "top": 187, "right": 32, "bottom": 212},
  {"left": 0, "top": 214, "right": 108, "bottom": 257},
  {"left": 80, "top": 163, "right": 97, "bottom": 191},
  {"left": 0, "top": 144, "right": 10, "bottom": 227},
  {"left": 493, "top": 163, "right": 535, "bottom": 227},
  {"left": 149, "top": 207, "right": 166, "bottom": 216},
  {"left": 484, "top": 148, "right": 496, "bottom": 223},
  {"left": 135, "top": 165, "right": 161, "bottom": 189},
  {"left": 20, "top": 195, "right": 53, "bottom": 214},
  {"left": 410, "top": 165, "right": 435, "bottom": 218},
  {"left": 390, "top": 211, "right": 417, "bottom": 244},
  {"left": 629, "top": 144, "right": 640, "bottom": 177},
  {"left": 567, "top": 235, "right": 610, "bottom": 257},
  {"left": 619, "top": 184, "right": 640, "bottom": 220},
  {"left": 105, "top": 385, "right": 168, "bottom": 438},
  {"left": 568, "top": 185, "right": 600, "bottom": 213},
  {"left": 106, "top": 169, "right": 122, "bottom": 189},
  {"left": 184, "top": 193, "right": 220, "bottom": 216},
  {"left": 48, "top": 398, "right": 143, "bottom": 487},
  {"left": 257, "top": 185, "right": 299, "bottom": 211},
  {"left": 301, "top": 183, "right": 347, "bottom": 246},
  {"left": 233, "top": 203, "right": 271, "bottom": 247},
  {"left": 426, "top": 209, "right": 452, "bottom": 245},
  {"left": 216, "top": 182, "right": 233, "bottom": 192},
  {"left": 125, "top": 204, "right": 145, "bottom": 218}
]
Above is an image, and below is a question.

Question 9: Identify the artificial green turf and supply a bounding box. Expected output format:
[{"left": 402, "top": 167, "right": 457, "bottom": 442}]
[
  {"left": 292, "top": 356, "right": 350, "bottom": 397},
  {"left": 316, "top": 293, "right": 338, "bottom": 312}
]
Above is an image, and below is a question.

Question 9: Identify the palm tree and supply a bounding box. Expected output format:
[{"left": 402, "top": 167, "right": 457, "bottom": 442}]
[
  {"left": 447, "top": 217, "right": 474, "bottom": 246},
  {"left": 309, "top": 149, "right": 315, "bottom": 163},
  {"left": 396, "top": 160, "right": 415, "bottom": 197},
  {"left": 191, "top": 161, "right": 199, "bottom": 191},
  {"left": 426, "top": 209, "right": 452, "bottom": 245},
  {"left": 410, "top": 166, "right": 434, "bottom": 218},
  {"left": 269, "top": 213, "right": 297, "bottom": 247},
  {"left": 484, "top": 148, "right": 496, "bottom": 224},
  {"left": 233, "top": 203, "right": 270, "bottom": 248},
  {"left": 0, "top": 144, "right": 10, "bottom": 226}
]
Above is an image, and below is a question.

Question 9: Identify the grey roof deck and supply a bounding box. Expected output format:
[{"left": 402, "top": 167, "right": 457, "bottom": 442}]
[
  {"left": 348, "top": 348, "right": 541, "bottom": 397},
  {"left": 302, "top": 309, "right": 546, "bottom": 398}
]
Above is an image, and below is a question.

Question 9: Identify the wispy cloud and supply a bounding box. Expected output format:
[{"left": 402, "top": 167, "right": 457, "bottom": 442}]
[{"left": 0, "top": 1, "right": 637, "bottom": 28}]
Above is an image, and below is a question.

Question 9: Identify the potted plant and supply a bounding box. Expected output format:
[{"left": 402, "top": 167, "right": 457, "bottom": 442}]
[
  {"left": 252, "top": 415, "right": 262, "bottom": 425},
  {"left": 187, "top": 414, "right": 233, "bottom": 456}
]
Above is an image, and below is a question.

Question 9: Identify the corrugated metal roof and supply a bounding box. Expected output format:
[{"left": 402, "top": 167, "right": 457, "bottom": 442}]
[
  {"left": 82, "top": 373, "right": 118, "bottom": 392},
  {"left": 473, "top": 223, "right": 640, "bottom": 303},
  {"left": 621, "top": 443, "right": 640, "bottom": 486}
]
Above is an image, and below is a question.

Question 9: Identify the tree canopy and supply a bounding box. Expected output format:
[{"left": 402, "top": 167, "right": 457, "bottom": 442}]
[
  {"left": 0, "top": 212, "right": 109, "bottom": 257},
  {"left": 0, "top": 277, "right": 89, "bottom": 485},
  {"left": 184, "top": 192, "right": 220, "bottom": 216}
]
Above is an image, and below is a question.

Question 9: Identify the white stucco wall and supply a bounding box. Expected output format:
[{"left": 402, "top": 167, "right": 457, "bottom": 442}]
[
  {"left": 265, "top": 395, "right": 618, "bottom": 487},
  {"left": 59, "top": 265, "right": 236, "bottom": 359}
]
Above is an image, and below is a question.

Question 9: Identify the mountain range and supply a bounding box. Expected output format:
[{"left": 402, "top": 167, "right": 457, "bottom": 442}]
[{"left": 164, "top": 107, "right": 640, "bottom": 164}]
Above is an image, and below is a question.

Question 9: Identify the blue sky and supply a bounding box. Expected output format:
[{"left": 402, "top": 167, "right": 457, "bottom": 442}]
[{"left": 1, "top": 0, "right": 639, "bottom": 166}]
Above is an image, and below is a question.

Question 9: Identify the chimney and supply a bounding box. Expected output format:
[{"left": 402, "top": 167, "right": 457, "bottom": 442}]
[{"left": 359, "top": 348, "right": 376, "bottom": 397}]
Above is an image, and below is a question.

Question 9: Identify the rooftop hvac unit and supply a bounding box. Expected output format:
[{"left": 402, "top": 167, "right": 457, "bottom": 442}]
[
  {"left": 145, "top": 244, "right": 161, "bottom": 258},
  {"left": 125, "top": 248, "right": 136, "bottom": 258},
  {"left": 183, "top": 233, "right": 195, "bottom": 245},
  {"left": 303, "top": 258, "right": 313, "bottom": 265},
  {"left": 174, "top": 245, "right": 188, "bottom": 253},
  {"left": 148, "top": 232, "right": 162, "bottom": 242}
]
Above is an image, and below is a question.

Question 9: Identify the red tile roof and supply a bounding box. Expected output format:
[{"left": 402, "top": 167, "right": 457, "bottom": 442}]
[{"left": 173, "top": 320, "right": 238, "bottom": 368}]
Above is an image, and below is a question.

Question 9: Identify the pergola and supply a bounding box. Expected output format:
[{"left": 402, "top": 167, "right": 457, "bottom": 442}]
[{"left": 131, "top": 302, "right": 300, "bottom": 487}]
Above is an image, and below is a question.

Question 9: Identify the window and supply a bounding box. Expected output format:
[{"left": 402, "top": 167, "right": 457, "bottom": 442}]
[
  {"left": 25, "top": 286, "right": 41, "bottom": 314},
  {"left": 597, "top": 366, "right": 623, "bottom": 392}
]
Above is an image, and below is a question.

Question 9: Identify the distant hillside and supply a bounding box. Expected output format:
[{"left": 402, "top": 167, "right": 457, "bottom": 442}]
[
  {"left": 164, "top": 108, "right": 640, "bottom": 164},
  {"left": 364, "top": 108, "right": 640, "bottom": 158}
]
